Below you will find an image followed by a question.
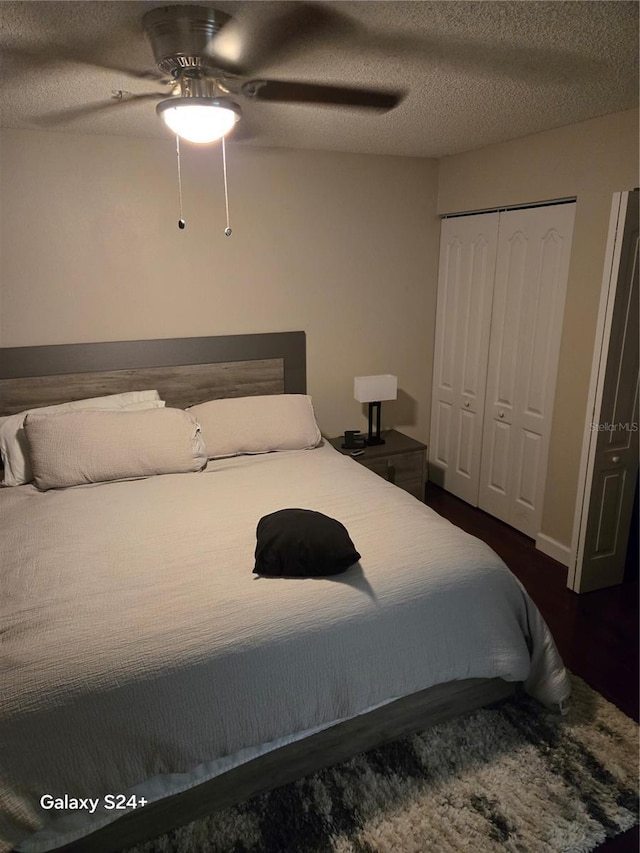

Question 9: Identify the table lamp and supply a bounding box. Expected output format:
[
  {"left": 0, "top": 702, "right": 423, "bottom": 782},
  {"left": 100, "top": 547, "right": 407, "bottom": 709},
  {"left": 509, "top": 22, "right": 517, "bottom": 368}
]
[{"left": 354, "top": 375, "right": 398, "bottom": 445}]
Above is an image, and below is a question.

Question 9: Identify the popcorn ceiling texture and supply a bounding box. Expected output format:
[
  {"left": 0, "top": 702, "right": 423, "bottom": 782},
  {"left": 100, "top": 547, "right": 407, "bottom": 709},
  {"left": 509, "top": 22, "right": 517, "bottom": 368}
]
[{"left": 0, "top": 0, "right": 637, "bottom": 157}]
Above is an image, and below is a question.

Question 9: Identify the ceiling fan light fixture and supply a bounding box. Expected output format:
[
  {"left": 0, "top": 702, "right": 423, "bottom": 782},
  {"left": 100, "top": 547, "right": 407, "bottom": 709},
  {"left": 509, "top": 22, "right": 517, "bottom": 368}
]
[{"left": 157, "top": 97, "right": 241, "bottom": 144}]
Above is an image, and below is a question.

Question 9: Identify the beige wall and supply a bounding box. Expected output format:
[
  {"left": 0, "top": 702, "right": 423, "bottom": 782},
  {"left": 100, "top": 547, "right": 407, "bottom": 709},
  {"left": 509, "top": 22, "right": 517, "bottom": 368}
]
[
  {"left": 438, "top": 108, "right": 640, "bottom": 549},
  {"left": 0, "top": 128, "right": 440, "bottom": 442},
  {"left": 3, "top": 110, "right": 637, "bottom": 548}
]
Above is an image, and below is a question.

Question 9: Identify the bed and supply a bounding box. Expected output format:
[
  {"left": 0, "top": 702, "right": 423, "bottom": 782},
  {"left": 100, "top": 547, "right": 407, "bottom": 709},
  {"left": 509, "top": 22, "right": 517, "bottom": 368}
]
[{"left": 0, "top": 332, "right": 570, "bottom": 853}]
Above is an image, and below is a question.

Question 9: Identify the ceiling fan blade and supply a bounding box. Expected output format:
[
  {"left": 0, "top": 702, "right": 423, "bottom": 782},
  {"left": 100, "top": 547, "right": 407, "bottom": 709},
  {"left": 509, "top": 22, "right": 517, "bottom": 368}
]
[
  {"left": 1, "top": 44, "right": 166, "bottom": 82},
  {"left": 208, "top": 3, "right": 357, "bottom": 76},
  {"left": 36, "top": 92, "right": 166, "bottom": 126},
  {"left": 241, "top": 80, "right": 403, "bottom": 112}
]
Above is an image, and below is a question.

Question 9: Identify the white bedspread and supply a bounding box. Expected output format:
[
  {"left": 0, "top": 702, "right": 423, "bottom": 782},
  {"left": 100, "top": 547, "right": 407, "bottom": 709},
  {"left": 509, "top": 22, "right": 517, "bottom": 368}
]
[{"left": 0, "top": 443, "right": 569, "bottom": 852}]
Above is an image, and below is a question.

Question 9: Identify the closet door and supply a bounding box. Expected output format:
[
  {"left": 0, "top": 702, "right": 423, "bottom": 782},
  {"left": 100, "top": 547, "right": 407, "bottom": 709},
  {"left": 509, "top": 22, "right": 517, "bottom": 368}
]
[
  {"left": 569, "top": 191, "right": 639, "bottom": 593},
  {"left": 429, "top": 213, "right": 498, "bottom": 503},
  {"left": 478, "top": 203, "right": 575, "bottom": 537}
]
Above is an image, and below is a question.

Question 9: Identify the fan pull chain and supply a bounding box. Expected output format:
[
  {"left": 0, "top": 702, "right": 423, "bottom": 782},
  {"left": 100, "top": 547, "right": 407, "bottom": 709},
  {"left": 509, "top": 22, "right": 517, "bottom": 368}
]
[
  {"left": 222, "top": 136, "right": 232, "bottom": 237},
  {"left": 175, "top": 135, "right": 185, "bottom": 230}
]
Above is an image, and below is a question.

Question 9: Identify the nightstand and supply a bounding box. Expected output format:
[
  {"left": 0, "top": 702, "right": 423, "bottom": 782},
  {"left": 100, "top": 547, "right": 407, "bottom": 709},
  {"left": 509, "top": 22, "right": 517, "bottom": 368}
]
[{"left": 328, "top": 430, "right": 427, "bottom": 502}]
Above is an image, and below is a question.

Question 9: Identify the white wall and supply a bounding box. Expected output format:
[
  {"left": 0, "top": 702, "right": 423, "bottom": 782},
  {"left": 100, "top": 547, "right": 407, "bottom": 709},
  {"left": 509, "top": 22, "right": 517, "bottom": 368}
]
[{"left": 0, "top": 128, "right": 440, "bottom": 442}]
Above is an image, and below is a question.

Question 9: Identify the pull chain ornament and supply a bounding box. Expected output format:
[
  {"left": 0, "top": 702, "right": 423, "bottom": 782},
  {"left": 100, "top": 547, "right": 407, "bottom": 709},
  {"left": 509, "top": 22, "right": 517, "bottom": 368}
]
[
  {"left": 222, "top": 136, "right": 232, "bottom": 237},
  {"left": 175, "top": 135, "right": 185, "bottom": 229}
]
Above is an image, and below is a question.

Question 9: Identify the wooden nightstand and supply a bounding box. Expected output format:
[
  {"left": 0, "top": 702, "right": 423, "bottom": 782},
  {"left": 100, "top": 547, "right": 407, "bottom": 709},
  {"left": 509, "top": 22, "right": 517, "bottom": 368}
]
[{"left": 328, "top": 430, "right": 427, "bottom": 502}]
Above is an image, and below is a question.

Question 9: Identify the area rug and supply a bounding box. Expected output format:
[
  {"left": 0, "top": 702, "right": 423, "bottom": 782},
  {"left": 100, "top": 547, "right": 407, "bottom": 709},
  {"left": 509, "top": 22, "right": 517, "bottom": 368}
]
[{"left": 125, "top": 675, "right": 638, "bottom": 853}]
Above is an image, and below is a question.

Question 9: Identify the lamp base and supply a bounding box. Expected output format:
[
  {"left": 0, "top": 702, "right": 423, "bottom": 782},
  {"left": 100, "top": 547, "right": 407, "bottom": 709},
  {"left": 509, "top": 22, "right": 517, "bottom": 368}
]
[
  {"left": 366, "top": 402, "right": 385, "bottom": 445},
  {"left": 365, "top": 436, "right": 385, "bottom": 446}
]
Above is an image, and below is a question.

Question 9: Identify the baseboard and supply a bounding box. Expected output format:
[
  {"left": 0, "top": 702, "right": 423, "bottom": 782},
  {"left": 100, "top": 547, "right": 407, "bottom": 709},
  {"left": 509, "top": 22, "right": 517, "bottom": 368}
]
[{"left": 536, "top": 533, "right": 571, "bottom": 566}]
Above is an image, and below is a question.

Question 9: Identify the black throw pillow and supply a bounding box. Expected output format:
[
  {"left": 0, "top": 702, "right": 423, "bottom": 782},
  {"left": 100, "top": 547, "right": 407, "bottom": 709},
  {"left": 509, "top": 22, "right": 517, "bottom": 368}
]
[{"left": 254, "top": 508, "right": 361, "bottom": 577}]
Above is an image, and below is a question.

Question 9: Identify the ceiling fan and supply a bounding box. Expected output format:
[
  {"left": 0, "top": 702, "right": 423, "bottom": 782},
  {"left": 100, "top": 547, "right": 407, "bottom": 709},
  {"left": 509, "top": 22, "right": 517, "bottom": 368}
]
[{"left": 32, "top": 3, "right": 405, "bottom": 144}]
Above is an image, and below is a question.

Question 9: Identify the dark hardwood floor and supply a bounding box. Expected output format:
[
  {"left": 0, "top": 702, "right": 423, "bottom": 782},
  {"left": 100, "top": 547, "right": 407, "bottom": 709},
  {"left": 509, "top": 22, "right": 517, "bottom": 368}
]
[{"left": 424, "top": 483, "right": 639, "bottom": 853}]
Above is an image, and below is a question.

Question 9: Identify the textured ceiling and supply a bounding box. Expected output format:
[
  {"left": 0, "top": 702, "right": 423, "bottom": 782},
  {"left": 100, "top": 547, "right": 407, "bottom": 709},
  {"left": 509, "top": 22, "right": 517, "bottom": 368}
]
[{"left": 0, "top": 1, "right": 637, "bottom": 158}]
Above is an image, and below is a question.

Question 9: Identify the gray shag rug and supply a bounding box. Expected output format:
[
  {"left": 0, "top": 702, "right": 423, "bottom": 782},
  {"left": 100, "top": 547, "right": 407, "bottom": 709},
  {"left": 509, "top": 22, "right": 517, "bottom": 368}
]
[{"left": 126, "top": 675, "right": 638, "bottom": 853}]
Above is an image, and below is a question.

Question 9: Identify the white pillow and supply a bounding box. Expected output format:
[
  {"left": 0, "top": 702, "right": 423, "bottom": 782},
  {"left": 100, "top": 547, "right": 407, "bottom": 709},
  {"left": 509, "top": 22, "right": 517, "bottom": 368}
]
[
  {"left": 187, "top": 394, "right": 322, "bottom": 459},
  {"left": 24, "top": 408, "right": 206, "bottom": 490},
  {"left": 0, "top": 390, "right": 163, "bottom": 487}
]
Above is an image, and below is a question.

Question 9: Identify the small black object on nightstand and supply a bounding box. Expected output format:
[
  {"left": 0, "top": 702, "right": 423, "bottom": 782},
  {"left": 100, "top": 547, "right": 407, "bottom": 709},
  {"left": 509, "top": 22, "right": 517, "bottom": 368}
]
[{"left": 342, "top": 430, "right": 365, "bottom": 450}]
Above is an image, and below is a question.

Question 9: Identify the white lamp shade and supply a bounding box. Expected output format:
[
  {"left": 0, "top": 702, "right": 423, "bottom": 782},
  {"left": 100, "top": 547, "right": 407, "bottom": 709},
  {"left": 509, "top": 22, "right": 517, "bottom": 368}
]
[
  {"left": 354, "top": 374, "right": 398, "bottom": 403},
  {"left": 157, "top": 98, "right": 240, "bottom": 144}
]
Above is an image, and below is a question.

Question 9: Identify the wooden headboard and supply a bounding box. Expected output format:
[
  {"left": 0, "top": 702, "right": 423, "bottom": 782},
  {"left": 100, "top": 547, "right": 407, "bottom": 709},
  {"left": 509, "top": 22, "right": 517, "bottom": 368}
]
[{"left": 0, "top": 332, "right": 306, "bottom": 416}]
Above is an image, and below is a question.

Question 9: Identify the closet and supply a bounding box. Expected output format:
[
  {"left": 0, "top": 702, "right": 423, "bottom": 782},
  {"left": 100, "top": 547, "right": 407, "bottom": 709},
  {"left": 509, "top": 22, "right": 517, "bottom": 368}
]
[{"left": 429, "top": 202, "right": 575, "bottom": 539}]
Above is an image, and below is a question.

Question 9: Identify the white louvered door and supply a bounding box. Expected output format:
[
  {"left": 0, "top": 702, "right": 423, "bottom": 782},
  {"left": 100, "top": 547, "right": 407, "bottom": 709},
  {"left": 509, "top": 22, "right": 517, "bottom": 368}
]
[
  {"left": 430, "top": 202, "right": 575, "bottom": 539},
  {"left": 429, "top": 213, "right": 498, "bottom": 503},
  {"left": 478, "top": 203, "right": 575, "bottom": 536}
]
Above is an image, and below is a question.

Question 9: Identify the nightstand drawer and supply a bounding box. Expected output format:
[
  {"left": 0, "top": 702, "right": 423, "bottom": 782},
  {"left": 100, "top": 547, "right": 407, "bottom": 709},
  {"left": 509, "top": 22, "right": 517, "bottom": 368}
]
[{"left": 361, "top": 451, "right": 424, "bottom": 487}]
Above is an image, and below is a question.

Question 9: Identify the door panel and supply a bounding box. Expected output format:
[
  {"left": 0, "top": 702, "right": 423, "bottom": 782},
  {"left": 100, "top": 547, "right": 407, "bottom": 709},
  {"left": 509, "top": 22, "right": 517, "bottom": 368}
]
[
  {"left": 462, "top": 235, "right": 494, "bottom": 400},
  {"left": 457, "top": 409, "right": 475, "bottom": 478},
  {"left": 486, "top": 419, "right": 511, "bottom": 498},
  {"left": 524, "top": 230, "right": 564, "bottom": 415},
  {"left": 593, "top": 470, "right": 626, "bottom": 556},
  {"left": 433, "top": 401, "right": 452, "bottom": 467},
  {"left": 495, "top": 231, "right": 527, "bottom": 410},
  {"left": 514, "top": 429, "right": 541, "bottom": 516},
  {"left": 437, "top": 238, "right": 460, "bottom": 393}
]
